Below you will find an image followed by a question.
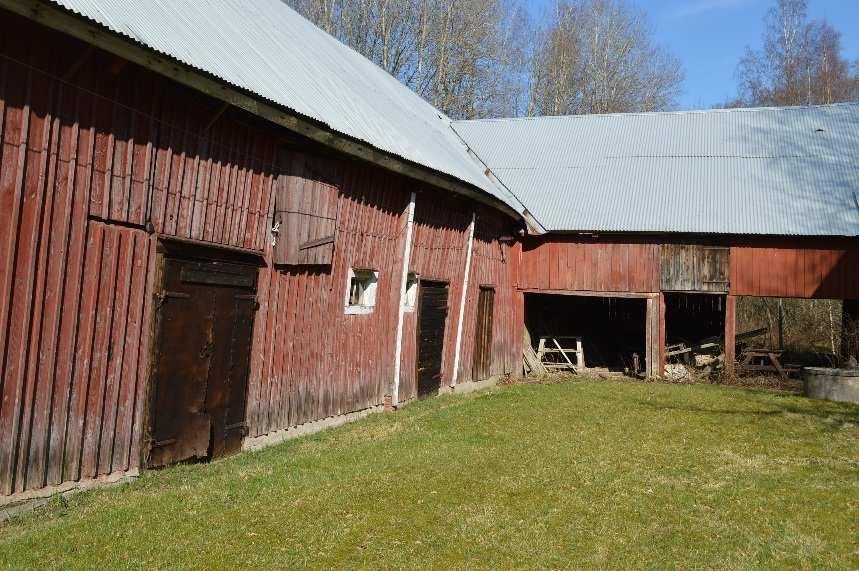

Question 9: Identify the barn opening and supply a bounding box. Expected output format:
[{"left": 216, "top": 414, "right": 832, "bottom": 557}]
[
  {"left": 525, "top": 293, "right": 648, "bottom": 375},
  {"left": 663, "top": 293, "right": 726, "bottom": 368},
  {"left": 735, "top": 296, "right": 848, "bottom": 366},
  {"left": 147, "top": 241, "right": 260, "bottom": 468}
]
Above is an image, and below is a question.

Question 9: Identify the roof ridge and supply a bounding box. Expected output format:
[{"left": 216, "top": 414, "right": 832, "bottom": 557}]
[{"left": 452, "top": 101, "right": 859, "bottom": 124}]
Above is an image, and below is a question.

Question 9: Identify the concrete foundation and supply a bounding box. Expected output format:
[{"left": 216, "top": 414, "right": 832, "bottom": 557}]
[
  {"left": 0, "top": 470, "right": 138, "bottom": 521},
  {"left": 802, "top": 367, "right": 859, "bottom": 403}
]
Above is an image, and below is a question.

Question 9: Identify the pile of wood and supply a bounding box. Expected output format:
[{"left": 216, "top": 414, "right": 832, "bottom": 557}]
[{"left": 523, "top": 329, "right": 547, "bottom": 375}]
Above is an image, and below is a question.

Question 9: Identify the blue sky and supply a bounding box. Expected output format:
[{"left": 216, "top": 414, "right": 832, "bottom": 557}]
[{"left": 525, "top": 0, "right": 859, "bottom": 110}]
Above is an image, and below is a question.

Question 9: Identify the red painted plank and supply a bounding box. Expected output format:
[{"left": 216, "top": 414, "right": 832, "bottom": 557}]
[
  {"left": 62, "top": 222, "right": 104, "bottom": 483},
  {"left": 80, "top": 224, "right": 119, "bottom": 480}
]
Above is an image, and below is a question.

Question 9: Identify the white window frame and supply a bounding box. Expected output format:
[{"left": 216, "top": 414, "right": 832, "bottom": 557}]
[
  {"left": 344, "top": 268, "right": 379, "bottom": 315},
  {"left": 403, "top": 272, "right": 418, "bottom": 312}
]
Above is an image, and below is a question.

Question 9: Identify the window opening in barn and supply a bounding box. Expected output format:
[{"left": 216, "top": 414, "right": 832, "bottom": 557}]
[
  {"left": 345, "top": 268, "right": 378, "bottom": 314},
  {"left": 524, "top": 293, "right": 647, "bottom": 376},
  {"left": 403, "top": 272, "right": 418, "bottom": 311}
]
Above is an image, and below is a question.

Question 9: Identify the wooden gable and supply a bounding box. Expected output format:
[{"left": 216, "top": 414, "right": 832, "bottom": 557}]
[{"left": 661, "top": 244, "right": 729, "bottom": 292}]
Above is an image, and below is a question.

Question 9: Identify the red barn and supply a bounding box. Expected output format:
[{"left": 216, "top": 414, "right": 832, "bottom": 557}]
[{"left": 1, "top": 0, "right": 858, "bottom": 504}]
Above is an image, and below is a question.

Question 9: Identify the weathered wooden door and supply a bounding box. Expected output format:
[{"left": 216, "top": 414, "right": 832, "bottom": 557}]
[
  {"left": 148, "top": 257, "right": 257, "bottom": 468},
  {"left": 661, "top": 244, "right": 729, "bottom": 292},
  {"left": 472, "top": 287, "right": 495, "bottom": 380},
  {"left": 416, "top": 281, "right": 449, "bottom": 398}
]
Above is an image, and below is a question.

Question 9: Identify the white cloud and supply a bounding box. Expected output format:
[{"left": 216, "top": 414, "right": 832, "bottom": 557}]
[{"left": 671, "top": 0, "right": 752, "bottom": 18}]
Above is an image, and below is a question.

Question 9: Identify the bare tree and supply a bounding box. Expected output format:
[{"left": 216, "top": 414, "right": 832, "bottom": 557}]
[
  {"left": 734, "top": 0, "right": 859, "bottom": 107},
  {"left": 528, "top": 0, "right": 683, "bottom": 116},
  {"left": 285, "top": 0, "right": 530, "bottom": 119}
]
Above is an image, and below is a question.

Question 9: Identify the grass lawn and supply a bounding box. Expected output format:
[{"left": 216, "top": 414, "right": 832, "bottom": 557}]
[{"left": 1, "top": 378, "right": 857, "bottom": 569}]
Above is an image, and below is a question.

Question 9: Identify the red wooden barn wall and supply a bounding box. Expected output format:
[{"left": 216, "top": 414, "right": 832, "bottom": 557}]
[
  {"left": 397, "top": 191, "right": 471, "bottom": 401},
  {"left": 398, "top": 198, "right": 522, "bottom": 400},
  {"left": 520, "top": 236, "right": 661, "bottom": 293},
  {"left": 521, "top": 235, "right": 859, "bottom": 300},
  {"left": 246, "top": 161, "right": 411, "bottom": 437},
  {"left": 0, "top": 14, "right": 520, "bottom": 496},
  {"left": 0, "top": 13, "right": 278, "bottom": 495},
  {"left": 456, "top": 206, "right": 522, "bottom": 384},
  {"left": 729, "top": 237, "right": 859, "bottom": 299}
]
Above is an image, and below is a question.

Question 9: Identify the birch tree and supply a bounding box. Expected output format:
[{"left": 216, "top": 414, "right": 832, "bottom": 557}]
[
  {"left": 285, "top": 0, "right": 530, "bottom": 119},
  {"left": 734, "top": 0, "right": 859, "bottom": 107},
  {"left": 527, "top": 0, "right": 683, "bottom": 116}
]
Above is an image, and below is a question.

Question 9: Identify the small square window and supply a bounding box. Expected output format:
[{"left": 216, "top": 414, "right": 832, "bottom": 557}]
[
  {"left": 345, "top": 268, "right": 378, "bottom": 314},
  {"left": 403, "top": 273, "right": 418, "bottom": 311}
]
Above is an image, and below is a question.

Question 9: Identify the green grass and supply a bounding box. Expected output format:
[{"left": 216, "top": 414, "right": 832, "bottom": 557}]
[{"left": 2, "top": 378, "right": 857, "bottom": 569}]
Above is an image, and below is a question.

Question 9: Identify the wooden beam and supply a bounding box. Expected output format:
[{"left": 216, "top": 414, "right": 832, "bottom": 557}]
[
  {"left": 519, "top": 288, "right": 656, "bottom": 299},
  {"left": 450, "top": 213, "right": 476, "bottom": 386},
  {"left": 391, "top": 192, "right": 416, "bottom": 405},
  {"left": 658, "top": 292, "right": 666, "bottom": 377},
  {"left": 61, "top": 43, "right": 93, "bottom": 80},
  {"left": 297, "top": 235, "right": 335, "bottom": 251},
  {"left": 645, "top": 295, "right": 662, "bottom": 378},
  {"left": 204, "top": 101, "right": 230, "bottom": 132},
  {"left": 1, "top": 0, "right": 524, "bottom": 224},
  {"left": 725, "top": 295, "right": 737, "bottom": 374}
]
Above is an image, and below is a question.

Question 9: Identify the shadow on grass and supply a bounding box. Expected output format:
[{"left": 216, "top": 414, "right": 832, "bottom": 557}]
[{"left": 634, "top": 392, "right": 859, "bottom": 432}]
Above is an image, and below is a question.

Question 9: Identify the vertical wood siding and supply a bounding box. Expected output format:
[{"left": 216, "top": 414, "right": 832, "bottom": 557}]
[
  {"left": 456, "top": 207, "right": 522, "bottom": 383},
  {"left": 396, "top": 197, "right": 522, "bottom": 401},
  {"left": 1, "top": 14, "right": 522, "bottom": 496},
  {"left": 730, "top": 237, "right": 859, "bottom": 299},
  {"left": 0, "top": 22, "right": 159, "bottom": 494},
  {"left": 397, "top": 191, "right": 471, "bottom": 401},
  {"left": 246, "top": 162, "right": 410, "bottom": 436},
  {"left": 1, "top": 16, "right": 300, "bottom": 495},
  {"left": 520, "top": 236, "right": 660, "bottom": 293}
]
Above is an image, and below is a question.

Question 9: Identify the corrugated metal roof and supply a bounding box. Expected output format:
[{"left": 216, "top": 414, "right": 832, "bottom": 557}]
[
  {"left": 453, "top": 104, "right": 859, "bottom": 236},
  {"left": 46, "top": 0, "right": 522, "bottom": 212}
]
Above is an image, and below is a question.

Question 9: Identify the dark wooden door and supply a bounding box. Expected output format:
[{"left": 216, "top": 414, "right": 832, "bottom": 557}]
[
  {"left": 416, "top": 281, "right": 449, "bottom": 398},
  {"left": 148, "top": 257, "right": 257, "bottom": 468},
  {"left": 472, "top": 287, "right": 495, "bottom": 380}
]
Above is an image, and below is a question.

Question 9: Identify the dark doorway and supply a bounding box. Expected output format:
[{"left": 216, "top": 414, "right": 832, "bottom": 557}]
[
  {"left": 148, "top": 253, "right": 258, "bottom": 468},
  {"left": 472, "top": 286, "right": 495, "bottom": 380},
  {"left": 664, "top": 293, "right": 725, "bottom": 365},
  {"left": 416, "top": 280, "right": 449, "bottom": 398},
  {"left": 524, "top": 293, "right": 647, "bottom": 373}
]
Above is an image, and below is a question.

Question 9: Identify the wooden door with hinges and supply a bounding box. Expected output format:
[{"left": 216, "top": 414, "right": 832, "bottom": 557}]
[
  {"left": 416, "top": 281, "right": 449, "bottom": 398},
  {"left": 148, "top": 257, "right": 258, "bottom": 468},
  {"left": 472, "top": 287, "right": 495, "bottom": 381}
]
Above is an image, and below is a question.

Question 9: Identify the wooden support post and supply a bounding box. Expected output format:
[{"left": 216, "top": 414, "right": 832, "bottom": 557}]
[
  {"left": 841, "top": 299, "right": 859, "bottom": 363},
  {"left": 725, "top": 295, "right": 737, "bottom": 374},
  {"left": 391, "top": 192, "right": 416, "bottom": 406},
  {"left": 450, "top": 213, "right": 475, "bottom": 387},
  {"left": 645, "top": 297, "right": 654, "bottom": 377},
  {"left": 658, "top": 292, "right": 666, "bottom": 377},
  {"left": 645, "top": 295, "right": 662, "bottom": 378}
]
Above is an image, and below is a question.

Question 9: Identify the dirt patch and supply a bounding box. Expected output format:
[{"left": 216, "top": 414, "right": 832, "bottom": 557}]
[{"left": 509, "top": 370, "right": 802, "bottom": 393}]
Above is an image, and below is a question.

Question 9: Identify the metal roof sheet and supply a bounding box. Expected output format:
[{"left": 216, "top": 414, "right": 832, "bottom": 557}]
[
  {"left": 453, "top": 104, "right": 859, "bottom": 236},
  {"left": 47, "top": 0, "right": 522, "bottom": 212}
]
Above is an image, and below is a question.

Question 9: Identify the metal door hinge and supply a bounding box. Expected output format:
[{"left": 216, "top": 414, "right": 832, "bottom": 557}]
[{"left": 155, "top": 291, "right": 191, "bottom": 310}]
